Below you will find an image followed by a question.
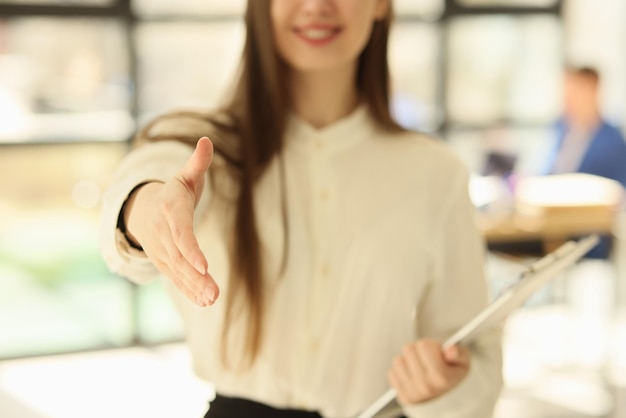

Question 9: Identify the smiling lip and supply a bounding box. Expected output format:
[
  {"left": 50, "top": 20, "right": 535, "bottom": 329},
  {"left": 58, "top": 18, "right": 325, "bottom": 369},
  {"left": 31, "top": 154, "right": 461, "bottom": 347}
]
[{"left": 294, "top": 25, "right": 341, "bottom": 46}]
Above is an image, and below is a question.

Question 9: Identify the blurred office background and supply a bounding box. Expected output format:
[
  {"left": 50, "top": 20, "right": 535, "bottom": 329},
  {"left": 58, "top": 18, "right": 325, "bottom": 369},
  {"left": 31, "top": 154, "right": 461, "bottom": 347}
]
[{"left": 0, "top": 0, "right": 625, "bottom": 417}]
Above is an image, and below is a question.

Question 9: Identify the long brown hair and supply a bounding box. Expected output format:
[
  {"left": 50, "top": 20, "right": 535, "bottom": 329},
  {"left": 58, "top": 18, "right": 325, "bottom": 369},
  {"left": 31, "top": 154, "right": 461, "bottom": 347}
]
[{"left": 136, "top": 0, "right": 404, "bottom": 368}]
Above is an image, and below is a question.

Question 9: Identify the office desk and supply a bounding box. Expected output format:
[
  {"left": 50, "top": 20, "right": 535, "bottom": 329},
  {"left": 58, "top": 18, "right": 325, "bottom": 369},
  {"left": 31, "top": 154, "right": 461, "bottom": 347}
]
[
  {"left": 478, "top": 206, "right": 617, "bottom": 253},
  {"left": 473, "top": 173, "right": 624, "bottom": 254}
]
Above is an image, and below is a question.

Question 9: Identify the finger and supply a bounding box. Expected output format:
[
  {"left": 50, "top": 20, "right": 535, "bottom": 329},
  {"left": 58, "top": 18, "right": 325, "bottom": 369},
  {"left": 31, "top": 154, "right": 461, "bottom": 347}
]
[
  {"left": 389, "top": 357, "right": 413, "bottom": 404},
  {"left": 149, "top": 216, "right": 206, "bottom": 294},
  {"left": 163, "top": 201, "right": 209, "bottom": 275},
  {"left": 153, "top": 256, "right": 208, "bottom": 307},
  {"left": 180, "top": 137, "right": 214, "bottom": 184},
  {"left": 403, "top": 344, "right": 428, "bottom": 388},
  {"left": 160, "top": 233, "right": 218, "bottom": 305},
  {"left": 388, "top": 369, "right": 412, "bottom": 406},
  {"left": 406, "top": 343, "right": 437, "bottom": 401},
  {"left": 443, "top": 344, "right": 471, "bottom": 367},
  {"left": 416, "top": 341, "right": 449, "bottom": 390}
]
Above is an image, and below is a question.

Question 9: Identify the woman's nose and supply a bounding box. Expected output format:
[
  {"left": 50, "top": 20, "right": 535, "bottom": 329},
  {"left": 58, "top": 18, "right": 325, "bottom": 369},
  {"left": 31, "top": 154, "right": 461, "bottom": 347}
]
[{"left": 298, "top": 0, "right": 335, "bottom": 17}]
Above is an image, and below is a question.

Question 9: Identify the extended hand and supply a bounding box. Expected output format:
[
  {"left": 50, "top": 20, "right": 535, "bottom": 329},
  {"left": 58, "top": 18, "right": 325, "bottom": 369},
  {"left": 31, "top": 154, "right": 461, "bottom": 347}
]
[
  {"left": 125, "top": 137, "right": 219, "bottom": 307},
  {"left": 388, "top": 339, "right": 470, "bottom": 405}
]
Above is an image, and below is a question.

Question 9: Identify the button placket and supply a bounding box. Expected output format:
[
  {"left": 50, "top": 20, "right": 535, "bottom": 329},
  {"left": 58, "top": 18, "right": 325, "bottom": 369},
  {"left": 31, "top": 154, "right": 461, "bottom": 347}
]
[
  {"left": 308, "top": 136, "right": 335, "bottom": 346},
  {"left": 300, "top": 134, "right": 324, "bottom": 366}
]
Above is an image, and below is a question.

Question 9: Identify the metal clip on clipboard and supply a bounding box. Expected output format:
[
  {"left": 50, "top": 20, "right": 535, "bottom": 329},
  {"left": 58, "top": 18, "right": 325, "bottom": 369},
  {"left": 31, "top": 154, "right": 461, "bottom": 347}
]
[{"left": 355, "top": 234, "right": 600, "bottom": 418}]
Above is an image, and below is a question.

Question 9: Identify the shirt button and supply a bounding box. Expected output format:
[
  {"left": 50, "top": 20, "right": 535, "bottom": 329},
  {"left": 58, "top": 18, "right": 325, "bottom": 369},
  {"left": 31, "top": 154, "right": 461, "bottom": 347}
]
[
  {"left": 310, "top": 339, "right": 320, "bottom": 353},
  {"left": 320, "top": 264, "right": 330, "bottom": 277},
  {"left": 314, "top": 140, "right": 324, "bottom": 150},
  {"left": 319, "top": 189, "right": 329, "bottom": 200}
]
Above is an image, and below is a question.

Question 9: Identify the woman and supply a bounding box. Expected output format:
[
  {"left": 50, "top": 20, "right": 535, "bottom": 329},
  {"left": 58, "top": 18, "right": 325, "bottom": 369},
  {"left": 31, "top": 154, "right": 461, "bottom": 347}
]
[{"left": 99, "top": 0, "right": 503, "bottom": 416}]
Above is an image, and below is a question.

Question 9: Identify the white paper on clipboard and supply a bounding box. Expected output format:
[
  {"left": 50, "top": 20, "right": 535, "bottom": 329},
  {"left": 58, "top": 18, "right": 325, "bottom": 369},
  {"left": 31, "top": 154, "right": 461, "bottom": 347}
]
[{"left": 355, "top": 234, "right": 600, "bottom": 418}]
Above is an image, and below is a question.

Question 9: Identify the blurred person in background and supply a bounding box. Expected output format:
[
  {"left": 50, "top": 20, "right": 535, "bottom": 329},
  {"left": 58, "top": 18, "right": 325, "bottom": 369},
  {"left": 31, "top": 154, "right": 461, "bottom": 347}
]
[
  {"left": 547, "top": 66, "right": 626, "bottom": 187},
  {"left": 99, "top": 1, "right": 502, "bottom": 417},
  {"left": 545, "top": 66, "right": 626, "bottom": 259}
]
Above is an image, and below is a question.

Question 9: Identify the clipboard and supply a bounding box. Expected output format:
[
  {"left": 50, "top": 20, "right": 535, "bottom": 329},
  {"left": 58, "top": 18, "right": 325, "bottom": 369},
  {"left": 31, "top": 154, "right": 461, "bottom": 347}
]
[{"left": 355, "top": 234, "right": 600, "bottom": 418}]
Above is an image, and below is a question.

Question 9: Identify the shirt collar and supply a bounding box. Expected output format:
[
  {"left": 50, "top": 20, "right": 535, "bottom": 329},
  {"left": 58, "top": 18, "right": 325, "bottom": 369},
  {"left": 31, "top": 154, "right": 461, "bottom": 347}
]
[{"left": 285, "top": 104, "right": 374, "bottom": 153}]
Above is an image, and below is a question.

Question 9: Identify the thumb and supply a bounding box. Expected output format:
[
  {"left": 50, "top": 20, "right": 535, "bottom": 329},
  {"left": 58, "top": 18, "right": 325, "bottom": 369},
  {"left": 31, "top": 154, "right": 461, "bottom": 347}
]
[
  {"left": 443, "top": 345, "right": 470, "bottom": 367},
  {"left": 180, "top": 137, "right": 214, "bottom": 183}
]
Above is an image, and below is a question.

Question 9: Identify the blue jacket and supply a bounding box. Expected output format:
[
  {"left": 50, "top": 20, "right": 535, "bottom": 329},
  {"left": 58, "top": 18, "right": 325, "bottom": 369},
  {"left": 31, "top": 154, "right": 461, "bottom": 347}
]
[
  {"left": 549, "top": 119, "right": 626, "bottom": 188},
  {"left": 547, "top": 119, "right": 626, "bottom": 258}
]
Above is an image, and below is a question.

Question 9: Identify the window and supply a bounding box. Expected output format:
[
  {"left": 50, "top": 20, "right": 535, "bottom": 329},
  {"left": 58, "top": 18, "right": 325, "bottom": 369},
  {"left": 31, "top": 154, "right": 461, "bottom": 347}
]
[
  {"left": 135, "top": 21, "right": 245, "bottom": 122},
  {"left": 0, "top": 18, "right": 133, "bottom": 143},
  {"left": 0, "top": 143, "right": 134, "bottom": 358},
  {"left": 447, "top": 15, "right": 562, "bottom": 126},
  {"left": 389, "top": 23, "right": 440, "bottom": 132},
  {"left": 458, "top": 0, "right": 557, "bottom": 6},
  {"left": 1, "top": 0, "right": 112, "bottom": 5},
  {"left": 132, "top": 0, "right": 245, "bottom": 17}
]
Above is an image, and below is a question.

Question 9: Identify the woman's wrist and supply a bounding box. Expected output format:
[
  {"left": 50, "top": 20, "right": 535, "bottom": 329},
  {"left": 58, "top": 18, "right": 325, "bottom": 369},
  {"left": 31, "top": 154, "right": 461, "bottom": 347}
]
[{"left": 120, "top": 181, "right": 163, "bottom": 250}]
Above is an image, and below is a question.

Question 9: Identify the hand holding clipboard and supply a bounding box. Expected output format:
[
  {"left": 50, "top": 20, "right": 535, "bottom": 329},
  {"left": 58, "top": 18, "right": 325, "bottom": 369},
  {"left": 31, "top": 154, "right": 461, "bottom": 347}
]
[{"left": 356, "top": 234, "right": 600, "bottom": 418}]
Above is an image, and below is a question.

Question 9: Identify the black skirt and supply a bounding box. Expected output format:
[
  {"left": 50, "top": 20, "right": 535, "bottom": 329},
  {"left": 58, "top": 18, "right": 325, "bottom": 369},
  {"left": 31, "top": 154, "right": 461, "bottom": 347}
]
[
  {"left": 204, "top": 394, "right": 323, "bottom": 418},
  {"left": 204, "top": 394, "right": 406, "bottom": 418}
]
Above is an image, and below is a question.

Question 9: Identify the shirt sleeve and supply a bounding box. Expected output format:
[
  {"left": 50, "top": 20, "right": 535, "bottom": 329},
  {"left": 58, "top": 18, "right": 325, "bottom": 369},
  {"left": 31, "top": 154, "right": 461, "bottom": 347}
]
[
  {"left": 99, "top": 140, "right": 203, "bottom": 284},
  {"left": 402, "top": 166, "right": 504, "bottom": 418}
]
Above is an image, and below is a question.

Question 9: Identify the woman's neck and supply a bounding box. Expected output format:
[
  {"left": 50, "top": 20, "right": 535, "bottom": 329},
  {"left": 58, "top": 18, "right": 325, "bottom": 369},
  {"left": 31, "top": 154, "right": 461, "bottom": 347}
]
[{"left": 288, "top": 65, "right": 360, "bottom": 129}]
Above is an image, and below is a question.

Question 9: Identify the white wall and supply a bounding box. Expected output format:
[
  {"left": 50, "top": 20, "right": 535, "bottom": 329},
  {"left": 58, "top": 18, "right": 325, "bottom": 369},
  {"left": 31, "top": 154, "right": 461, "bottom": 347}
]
[{"left": 564, "top": 0, "right": 626, "bottom": 129}]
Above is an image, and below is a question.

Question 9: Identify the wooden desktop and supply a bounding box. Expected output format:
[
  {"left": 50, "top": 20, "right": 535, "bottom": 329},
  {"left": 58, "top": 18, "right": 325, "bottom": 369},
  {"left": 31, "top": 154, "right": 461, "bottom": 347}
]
[{"left": 474, "top": 173, "right": 624, "bottom": 254}]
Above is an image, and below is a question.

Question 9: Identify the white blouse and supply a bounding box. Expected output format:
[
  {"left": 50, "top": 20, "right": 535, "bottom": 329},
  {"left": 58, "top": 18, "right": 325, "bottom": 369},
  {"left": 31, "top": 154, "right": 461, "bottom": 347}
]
[{"left": 99, "top": 106, "right": 502, "bottom": 418}]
